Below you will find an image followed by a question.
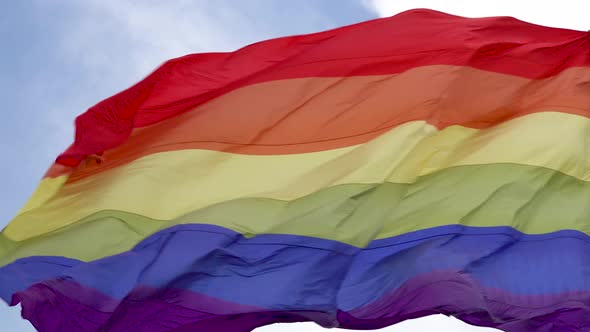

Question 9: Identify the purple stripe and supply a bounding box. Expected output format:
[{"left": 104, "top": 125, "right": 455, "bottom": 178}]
[{"left": 12, "top": 271, "right": 590, "bottom": 332}]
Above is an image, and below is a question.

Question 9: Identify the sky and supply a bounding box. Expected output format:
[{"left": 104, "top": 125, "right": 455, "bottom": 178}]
[{"left": 0, "top": 1, "right": 588, "bottom": 331}]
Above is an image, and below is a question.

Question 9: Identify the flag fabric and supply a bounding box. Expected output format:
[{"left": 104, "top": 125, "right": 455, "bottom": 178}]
[{"left": 2, "top": 8, "right": 590, "bottom": 332}]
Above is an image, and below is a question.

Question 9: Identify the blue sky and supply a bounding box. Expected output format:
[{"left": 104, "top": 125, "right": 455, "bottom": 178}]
[{"left": 1, "top": 1, "right": 588, "bottom": 331}]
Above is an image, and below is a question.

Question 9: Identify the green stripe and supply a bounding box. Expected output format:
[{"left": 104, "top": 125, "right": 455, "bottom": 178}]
[{"left": 2, "top": 163, "right": 590, "bottom": 266}]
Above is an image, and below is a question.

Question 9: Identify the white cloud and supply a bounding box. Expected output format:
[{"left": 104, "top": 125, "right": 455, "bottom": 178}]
[
  {"left": 257, "top": 315, "right": 499, "bottom": 331},
  {"left": 58, "top": 0, "right": 259, "bottom": 94},
  {"left": 362, "top": 0, "right": 590, "bottom": 31}
]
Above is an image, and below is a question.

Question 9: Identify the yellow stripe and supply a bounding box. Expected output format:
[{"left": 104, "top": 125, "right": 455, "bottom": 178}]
[
  {"left": 16, "top": 176, "right": 68, "bottom": 216},
  {"left": 6, "top": 110, "right": 590, "bottom": 241}
]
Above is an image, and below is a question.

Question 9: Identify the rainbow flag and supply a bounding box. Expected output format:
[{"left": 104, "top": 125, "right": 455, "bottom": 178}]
[{"left": 2, "top": 9, "right": 590, "bottom": 332}]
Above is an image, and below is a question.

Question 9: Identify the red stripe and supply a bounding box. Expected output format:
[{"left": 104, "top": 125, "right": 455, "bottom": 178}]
[{"left": 56, "top": 9, "right": 590, "bottom": 167}]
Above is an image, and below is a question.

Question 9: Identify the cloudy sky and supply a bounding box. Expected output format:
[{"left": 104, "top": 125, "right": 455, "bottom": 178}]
[{"left": 1, "top": 1, "right": 588, "bottom": 331}]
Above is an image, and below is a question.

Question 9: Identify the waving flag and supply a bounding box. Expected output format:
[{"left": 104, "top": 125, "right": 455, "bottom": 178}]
[{"left": 2, "top": 8, "right": 590, "bottom": 332}]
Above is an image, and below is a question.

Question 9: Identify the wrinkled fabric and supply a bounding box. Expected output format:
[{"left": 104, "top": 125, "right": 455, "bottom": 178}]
[{"left": 2, "top": 8, "right": 590, "bottom": 332}]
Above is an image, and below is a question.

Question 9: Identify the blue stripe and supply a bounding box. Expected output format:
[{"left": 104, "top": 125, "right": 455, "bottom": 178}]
[{"left": 2, "top": 224, "right": 590, "bottom": 311}]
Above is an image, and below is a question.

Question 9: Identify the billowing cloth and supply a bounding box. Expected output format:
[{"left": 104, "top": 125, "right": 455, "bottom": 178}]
[{"left": 2, "top": 8, "right": 590, "bottom": 332}]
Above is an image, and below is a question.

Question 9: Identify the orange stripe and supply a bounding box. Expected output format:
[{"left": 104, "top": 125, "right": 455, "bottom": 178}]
[{"left": 57, "top": 65, "right": 590, "bottom": 183}]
